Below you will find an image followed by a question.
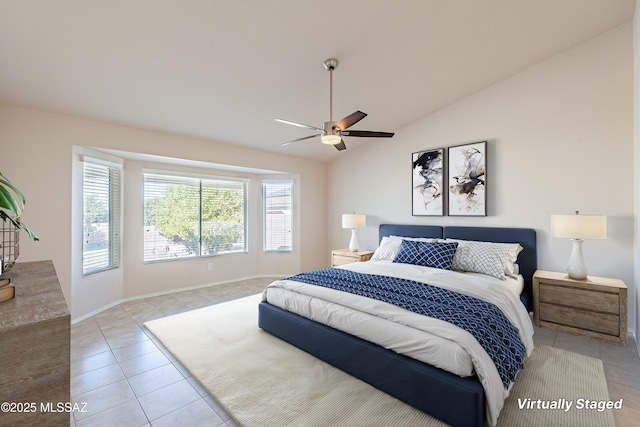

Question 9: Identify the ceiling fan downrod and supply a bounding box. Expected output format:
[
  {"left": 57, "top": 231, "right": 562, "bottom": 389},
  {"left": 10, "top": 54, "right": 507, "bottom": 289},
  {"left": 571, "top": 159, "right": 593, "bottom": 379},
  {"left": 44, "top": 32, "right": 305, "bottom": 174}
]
[{"left": 323, "top": 58, "right": 338, "bottom": 124}]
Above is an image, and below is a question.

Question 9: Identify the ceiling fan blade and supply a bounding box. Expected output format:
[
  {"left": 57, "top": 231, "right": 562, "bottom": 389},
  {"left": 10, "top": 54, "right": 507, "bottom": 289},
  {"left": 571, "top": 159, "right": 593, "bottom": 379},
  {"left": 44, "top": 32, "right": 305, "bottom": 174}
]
[
  {"left": 275, "top": 118, "right": 323, "bottom": 133},
  {"left": 342, "top": 130, "right": 395, "bottom": 138},
  {"left": 334, "top": 111, "right": 367, "bottom": 131},
  {"left": 334, "top": 139, "right": 347, "bottom": 151},
  {"left": 281, "top": 134, "right": 318, "bottom": 146}
]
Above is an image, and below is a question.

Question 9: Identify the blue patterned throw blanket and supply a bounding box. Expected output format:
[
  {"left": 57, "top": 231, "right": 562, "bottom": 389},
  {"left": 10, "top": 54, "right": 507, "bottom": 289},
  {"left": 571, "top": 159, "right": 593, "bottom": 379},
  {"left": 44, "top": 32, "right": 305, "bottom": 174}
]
[{"left": 287, "top": 268, "right": 526, "bottom": 388}]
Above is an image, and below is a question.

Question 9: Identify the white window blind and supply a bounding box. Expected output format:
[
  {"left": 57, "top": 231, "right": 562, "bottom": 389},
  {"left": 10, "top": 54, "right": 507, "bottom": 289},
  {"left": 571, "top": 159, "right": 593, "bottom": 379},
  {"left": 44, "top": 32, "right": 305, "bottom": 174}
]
[
  {"left": 144, "top": 172, "right": 247, "bottom": 263},
  {"left": 83, "top": 160, "right": 120, "bottom": 275},
  {"left": 263, "top": 179, "right": 293, "bottom": 252}
]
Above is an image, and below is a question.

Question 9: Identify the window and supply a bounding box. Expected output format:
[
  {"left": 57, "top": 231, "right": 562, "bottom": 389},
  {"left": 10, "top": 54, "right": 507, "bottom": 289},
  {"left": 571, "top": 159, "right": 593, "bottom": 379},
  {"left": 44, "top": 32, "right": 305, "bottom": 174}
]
[
  {"left": 144, "top": 172, "right": 247, "bottom": 262},
  {"left": 263, "top": 179, "right": 293, "bottom": 251},
  {"left": 83, "top": 159, "right": 121, "bottom": 275}
]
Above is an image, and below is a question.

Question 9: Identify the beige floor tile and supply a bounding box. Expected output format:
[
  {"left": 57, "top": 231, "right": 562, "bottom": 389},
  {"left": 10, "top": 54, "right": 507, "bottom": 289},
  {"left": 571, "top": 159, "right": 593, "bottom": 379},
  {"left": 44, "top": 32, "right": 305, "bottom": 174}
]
[
  {"left": 71, "top": 318, "right": 102, "bottom": 337},
  {"left": 93, "top": 307, "right": 133, "bottom": 328},
  {"left": 71, "top": 363, "right": 125, "bottom": 397},
  {"left": 178, "top": 296, "right": 216, "bottom": 310},
  {"left": 552, "top": 332, "right": 601, "bottom": 358},
  {"left": 111, "top": 338, "right": 160, "bottom": 362},
  {"left": 150, "top": 399, "right": 224, "bottom": 427},
  {"left": 613, "top": 404, "right": 640, "bottom": 427},
  {"left": 204, "top": 395, "right": 232, "bottom": 422},
  {"left": 100, "top": 320, "right": 143, "bottom": 339},
  {"left": 72, "top": 379, "right": 136, "bottom": 421},
  {"left": 600, "top": 341, "right": 640, "bottom": 366},
  {"left": 532, "top": 330, "right": 556, "bottom": 347},
  {"left": 603, "top": 362, "right": 640, "bottom": 390},
  {"left": 74, "top": 399, "right": 148, "bottom": 427},
  {"left": 104, "top": 328, "right": 151, "bottom": 350},
  {"left": 172, "top": 359, "right": 193, "bottom": 378},
  {"left": 71, "top": 350, "right": 118, "bottom": 377},
  {"left": 137, "top": 379, "right": 201, "bottom": 421},
  {"left": 608, "top": 381, "right": 640, "bottom": 411},
  {"left": 128, "top": 307, "right": 165, "bottom": 325},
  {"left": 71, "top": 335, "right": 112, "bottom": 360},
  {"left": 187, "top": 376, "right": 211, "bottom": 398},
  {"left": 128, "top": 363, "right": 185, "bottom": 397},
  {"left": 118, "top": 349, "right": 171, "bottom": 377},
  {"left": 120, "top": 298, "right": 158, "bottom": 312}
]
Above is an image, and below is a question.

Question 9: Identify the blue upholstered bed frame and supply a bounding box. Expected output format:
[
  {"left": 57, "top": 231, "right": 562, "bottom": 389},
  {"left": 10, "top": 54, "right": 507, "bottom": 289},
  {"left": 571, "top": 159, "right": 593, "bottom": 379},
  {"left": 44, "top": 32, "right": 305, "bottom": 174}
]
[
  {"left": 377, "top": 224, "right": 537, "bottom": 311},
  {"left": 258, "top": 224, "right": 537, "bottom": 427}
]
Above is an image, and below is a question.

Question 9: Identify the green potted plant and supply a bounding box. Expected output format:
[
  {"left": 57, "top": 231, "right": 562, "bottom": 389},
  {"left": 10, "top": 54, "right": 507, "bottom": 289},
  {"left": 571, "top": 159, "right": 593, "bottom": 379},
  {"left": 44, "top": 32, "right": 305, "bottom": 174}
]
[
  {"left": 0, "top": 172, "right": 40, "bottom": 268},
  {"left": 0, "top": 171, "right": 39, "bottom": 240},
  {"left": 1, "top": 172, "right": 38, "bottom": 300}
]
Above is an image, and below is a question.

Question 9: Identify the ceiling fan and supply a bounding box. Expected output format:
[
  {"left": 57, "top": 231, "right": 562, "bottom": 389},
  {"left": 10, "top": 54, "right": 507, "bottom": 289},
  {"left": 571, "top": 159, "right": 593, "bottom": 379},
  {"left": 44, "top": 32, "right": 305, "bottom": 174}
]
[{"left": 275, "top": 58, "right": 394, "bottom": 151}]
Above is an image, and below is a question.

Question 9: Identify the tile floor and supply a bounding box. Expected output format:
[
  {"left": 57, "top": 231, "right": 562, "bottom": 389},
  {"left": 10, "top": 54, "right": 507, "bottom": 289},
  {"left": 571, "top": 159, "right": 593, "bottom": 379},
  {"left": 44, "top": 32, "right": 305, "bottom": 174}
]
[
  {"left": 70, "top": 278, "right": 640, "bottom": 426},
  {"left": 533, "top": 325, "right": 640, "bottom": 426},
  {"left": 70, "top": 277, "right": 274, "bottom": 427}
]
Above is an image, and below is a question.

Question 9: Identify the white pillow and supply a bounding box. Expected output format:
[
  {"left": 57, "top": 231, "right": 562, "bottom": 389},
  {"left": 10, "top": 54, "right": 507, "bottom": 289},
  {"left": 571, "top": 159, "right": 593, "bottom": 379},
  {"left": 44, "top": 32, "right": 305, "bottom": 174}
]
[
  {"left": 446, "top": 239, "right": 523, "bottom": 280},
  {"left": 371, "top": 236, "right": 402, "bottom": 260},
  {"left": 371, "top": 235, "right": 438, "bottom": 261}
]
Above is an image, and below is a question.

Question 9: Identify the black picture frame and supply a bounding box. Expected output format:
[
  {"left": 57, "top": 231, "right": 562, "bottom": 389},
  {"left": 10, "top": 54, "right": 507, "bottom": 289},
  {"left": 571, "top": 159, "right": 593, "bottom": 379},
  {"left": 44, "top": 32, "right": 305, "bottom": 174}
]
[{"left": 412, "top": 148, "right": 445, "bottom": 216}]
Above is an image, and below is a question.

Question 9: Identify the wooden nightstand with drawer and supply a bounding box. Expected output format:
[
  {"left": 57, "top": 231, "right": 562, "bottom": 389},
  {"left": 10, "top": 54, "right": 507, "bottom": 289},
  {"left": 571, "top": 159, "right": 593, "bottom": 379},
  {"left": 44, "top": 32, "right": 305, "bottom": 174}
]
[
  {"left": 331, "top": 249, "right": 374, "bottom": 267},
  {"left": 533, "top": 270, "right": 627, "bottom": 345}
]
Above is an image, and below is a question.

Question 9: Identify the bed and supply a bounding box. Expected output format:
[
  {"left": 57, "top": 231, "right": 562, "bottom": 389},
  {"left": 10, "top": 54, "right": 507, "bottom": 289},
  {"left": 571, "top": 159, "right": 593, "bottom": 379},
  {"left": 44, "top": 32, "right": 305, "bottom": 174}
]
[{"left": 258, "top": 224, "right": 537, "bottom": 427}]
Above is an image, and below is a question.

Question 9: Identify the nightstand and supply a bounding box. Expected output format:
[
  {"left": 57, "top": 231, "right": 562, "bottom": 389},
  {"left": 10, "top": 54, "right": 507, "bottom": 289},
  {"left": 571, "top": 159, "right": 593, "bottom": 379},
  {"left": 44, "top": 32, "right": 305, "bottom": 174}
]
[
  {"left": 331, "top": 249, "right": 374, "bottom": 267},
  {"left": 533, "top": 270, "right": 627, "bottom": 345}
]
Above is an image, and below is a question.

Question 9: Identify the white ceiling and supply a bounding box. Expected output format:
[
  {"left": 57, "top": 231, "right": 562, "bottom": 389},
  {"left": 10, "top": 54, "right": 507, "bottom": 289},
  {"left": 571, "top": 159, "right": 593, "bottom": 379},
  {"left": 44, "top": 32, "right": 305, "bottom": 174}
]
[{"left": 0, "top": 0, "right": 635, "bottom": 162}]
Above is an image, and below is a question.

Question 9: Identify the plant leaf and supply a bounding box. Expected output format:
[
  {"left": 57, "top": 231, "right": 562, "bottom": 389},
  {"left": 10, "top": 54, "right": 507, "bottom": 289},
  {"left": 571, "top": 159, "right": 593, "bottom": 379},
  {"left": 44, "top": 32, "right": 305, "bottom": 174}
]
[
  {"left": 14, "top": 217, "right": 39, "bottom": 241},
  {"left": 0, "top": 211, "right": 39, "bottom": 241},
  {"left": 0, "top": 173, "right": 26, "bottom": 206},
  {"left": 0, "top": 173, "right": 38, "bottom": 241},
  {"left": 0, "top": 185, "right": 22, "bottom": 216}
]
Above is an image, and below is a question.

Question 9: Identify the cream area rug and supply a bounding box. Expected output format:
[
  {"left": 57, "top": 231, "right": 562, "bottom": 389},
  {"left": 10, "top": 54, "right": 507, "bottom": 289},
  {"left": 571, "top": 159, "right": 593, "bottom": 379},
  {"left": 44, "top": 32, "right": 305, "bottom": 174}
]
[{"left": 145, "top": 294, "right": 615, "bottom": 427}]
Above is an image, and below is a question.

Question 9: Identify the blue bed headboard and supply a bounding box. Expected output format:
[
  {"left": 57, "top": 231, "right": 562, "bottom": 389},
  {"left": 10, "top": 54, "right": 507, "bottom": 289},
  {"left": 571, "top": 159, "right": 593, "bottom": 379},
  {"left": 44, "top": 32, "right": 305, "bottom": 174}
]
[
  {"left": 378, "top": 224, "right": 537, "bottom": 311},
  {"left": 379, "top": 224, "right": 443, "bottom": 242}
]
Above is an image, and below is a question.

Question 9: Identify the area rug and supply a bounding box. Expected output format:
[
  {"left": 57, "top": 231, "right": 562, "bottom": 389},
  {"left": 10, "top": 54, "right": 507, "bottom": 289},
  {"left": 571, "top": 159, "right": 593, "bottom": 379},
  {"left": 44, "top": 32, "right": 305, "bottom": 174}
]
[{"left": 145, "top": 294, "right": 615, "bottom": 427}]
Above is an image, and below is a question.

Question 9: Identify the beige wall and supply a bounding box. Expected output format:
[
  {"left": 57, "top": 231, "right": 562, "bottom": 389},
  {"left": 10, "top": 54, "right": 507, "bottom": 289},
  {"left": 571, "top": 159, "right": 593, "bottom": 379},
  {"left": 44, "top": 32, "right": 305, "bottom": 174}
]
[
  {"left": 0, "top": 106, "right": 327, "bottom": 319},
  {"left": 634, "top": 0, "right": 639, "bottom": 354},
  {"left": 328, "top": 24, "right": 636, "bottom": 333}
]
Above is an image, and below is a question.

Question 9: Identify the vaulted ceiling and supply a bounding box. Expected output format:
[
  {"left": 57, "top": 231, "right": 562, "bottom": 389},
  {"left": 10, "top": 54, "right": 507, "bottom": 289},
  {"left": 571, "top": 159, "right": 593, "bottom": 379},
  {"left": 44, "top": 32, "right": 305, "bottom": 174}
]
[{"left": 0, "top": 0, "right": 635, "bottom": 161}]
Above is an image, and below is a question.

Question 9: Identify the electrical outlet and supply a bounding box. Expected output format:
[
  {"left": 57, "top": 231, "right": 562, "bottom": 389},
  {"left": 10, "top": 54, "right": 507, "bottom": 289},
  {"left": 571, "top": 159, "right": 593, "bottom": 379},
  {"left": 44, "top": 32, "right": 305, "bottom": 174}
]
[{"left": 207, "top": 262, "right": 213, "bottom": 270}]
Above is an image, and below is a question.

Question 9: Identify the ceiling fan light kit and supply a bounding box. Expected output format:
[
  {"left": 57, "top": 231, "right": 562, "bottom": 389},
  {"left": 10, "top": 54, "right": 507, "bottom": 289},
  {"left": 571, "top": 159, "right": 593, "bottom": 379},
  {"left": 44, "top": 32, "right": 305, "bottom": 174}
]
[
  {"left": 276, "top": 58, "right": 394, "bottom": 151},
  {"left": 321, "top": 134, "right": 342, "bottom": 145}
]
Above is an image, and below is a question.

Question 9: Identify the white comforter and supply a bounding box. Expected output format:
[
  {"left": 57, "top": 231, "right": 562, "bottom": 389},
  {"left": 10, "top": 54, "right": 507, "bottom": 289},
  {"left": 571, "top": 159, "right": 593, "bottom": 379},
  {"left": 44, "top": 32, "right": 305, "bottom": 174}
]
[{"left": 262, "top": 260, "right": 535, "bottom": 427}]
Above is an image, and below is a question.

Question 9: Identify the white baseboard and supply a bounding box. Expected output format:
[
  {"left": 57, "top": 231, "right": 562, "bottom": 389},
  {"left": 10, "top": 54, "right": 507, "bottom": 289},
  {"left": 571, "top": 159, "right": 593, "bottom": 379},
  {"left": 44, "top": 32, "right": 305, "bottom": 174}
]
[{"left": 71, "top": 274, "right": 285, "bottom": 324}]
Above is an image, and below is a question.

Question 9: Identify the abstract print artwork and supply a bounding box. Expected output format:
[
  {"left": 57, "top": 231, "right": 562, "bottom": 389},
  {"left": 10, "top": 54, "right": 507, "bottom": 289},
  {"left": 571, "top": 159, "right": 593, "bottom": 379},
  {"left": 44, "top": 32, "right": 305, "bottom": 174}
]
[
  {"left": 448, "top": 141, "right": 486, "bottom": 216},
  {"left": 412, "top": 149, "right": 444, "bottom": 216}
]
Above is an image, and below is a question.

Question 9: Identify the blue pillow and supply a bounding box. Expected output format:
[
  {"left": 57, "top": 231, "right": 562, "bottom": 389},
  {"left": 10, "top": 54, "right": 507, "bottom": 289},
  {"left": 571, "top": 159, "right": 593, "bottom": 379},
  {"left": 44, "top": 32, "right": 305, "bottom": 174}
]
[{"left": 392, "top": 240, "right": 458, "bottom": 270}]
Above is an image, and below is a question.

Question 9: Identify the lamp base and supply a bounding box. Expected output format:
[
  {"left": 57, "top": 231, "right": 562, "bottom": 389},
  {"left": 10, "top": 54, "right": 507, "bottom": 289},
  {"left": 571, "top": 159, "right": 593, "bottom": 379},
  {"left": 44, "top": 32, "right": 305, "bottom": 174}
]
[
  {"left": 348, "top": 229, "right": 359, "bottom": 252},
  {"left": 566, "top": 239, "right": 588, "bottom": 280}
]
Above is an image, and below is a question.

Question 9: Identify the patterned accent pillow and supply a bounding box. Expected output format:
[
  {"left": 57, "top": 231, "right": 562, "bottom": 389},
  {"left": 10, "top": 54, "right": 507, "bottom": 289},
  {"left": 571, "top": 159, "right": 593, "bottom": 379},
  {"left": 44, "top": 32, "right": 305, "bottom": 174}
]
[
  {"left": 392, "top": 240, "right": 458, "bottom": 270},
  {"left": 372, "top": 236, "right": 438, "bottom": 261},
  {"left": 447, "top": 239, "right": 523, "bottom": 280},
  {"left": 371, "top": 236, "right": 403, "bottom": 260}
]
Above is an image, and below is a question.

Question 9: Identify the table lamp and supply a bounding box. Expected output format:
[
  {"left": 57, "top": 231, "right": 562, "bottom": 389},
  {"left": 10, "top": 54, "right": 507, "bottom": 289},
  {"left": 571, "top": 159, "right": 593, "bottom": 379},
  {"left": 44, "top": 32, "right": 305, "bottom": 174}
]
[
  {"left": 342, "top": 213, "right": 366, "bottom": 252},
  {"left": 551, "top": 211, "right": 606, "bottom": 280}
]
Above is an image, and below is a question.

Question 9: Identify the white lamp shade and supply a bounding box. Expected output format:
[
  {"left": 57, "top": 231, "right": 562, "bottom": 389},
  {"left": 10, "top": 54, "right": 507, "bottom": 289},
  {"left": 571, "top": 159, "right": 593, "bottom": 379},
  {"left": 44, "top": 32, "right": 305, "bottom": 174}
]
[
  {"left": 342, "top": 214, "right": 366, "bottom": 229},
  {"left": 551, "top": 213, "right": 606, "bottom": 240}
]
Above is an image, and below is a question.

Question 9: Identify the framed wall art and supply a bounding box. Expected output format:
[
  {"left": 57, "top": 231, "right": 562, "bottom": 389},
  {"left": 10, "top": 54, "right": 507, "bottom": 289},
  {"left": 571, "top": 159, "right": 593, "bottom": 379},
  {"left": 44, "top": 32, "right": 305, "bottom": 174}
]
[
  {"left": 448, "top": 141, "right": 486, "bottom": 216},
  {"left": 412, "top": 148, "right": 444, "bottom": 216}
]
